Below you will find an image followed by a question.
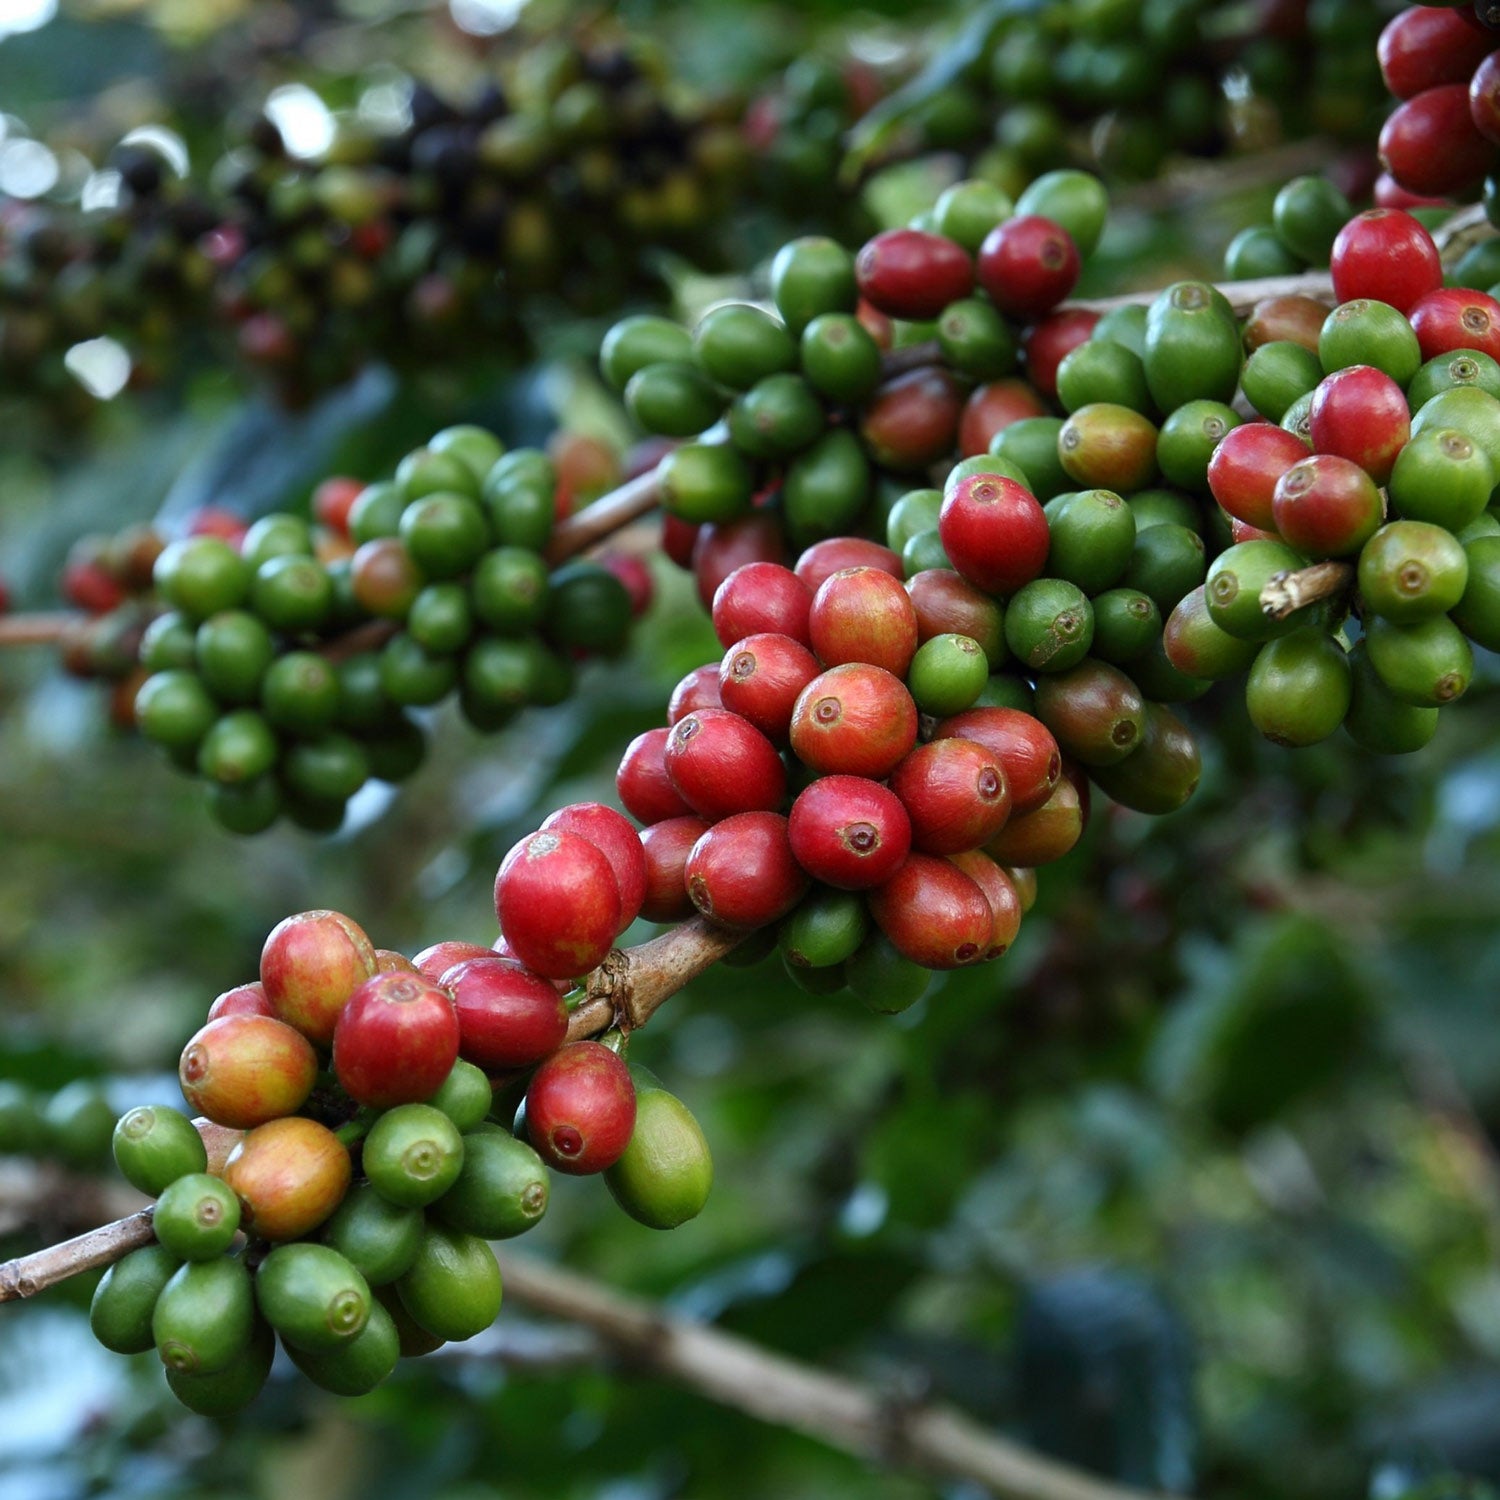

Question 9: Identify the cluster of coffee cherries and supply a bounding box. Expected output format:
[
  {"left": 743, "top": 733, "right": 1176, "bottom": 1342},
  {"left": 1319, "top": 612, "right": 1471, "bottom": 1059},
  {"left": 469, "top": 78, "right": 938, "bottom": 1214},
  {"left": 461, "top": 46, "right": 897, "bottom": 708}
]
[
  {"left": 1157, "top": 206, "right": 1500, "bottom": 748},
  {"left": 0, "top": 37, "right": 745, "bottom": 424},
  {"left": 90, "top": 901, "right": 711, "bottom": 1413},
  {"left": 126, "top": 425, "right": 636, "bottom": 834},
  {"left": 602, "top": 169, "right": 1109, "bottom": 576},
  {"left": 0, "top": 1078, "right": 115, "bottom": 1169}
]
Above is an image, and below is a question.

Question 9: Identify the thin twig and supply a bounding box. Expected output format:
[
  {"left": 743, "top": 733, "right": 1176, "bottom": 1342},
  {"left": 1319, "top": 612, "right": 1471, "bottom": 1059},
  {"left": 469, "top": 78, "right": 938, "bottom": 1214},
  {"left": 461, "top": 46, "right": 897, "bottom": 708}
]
[
  {"left": 498, "top": 1251, "right": 1182, "bottom": 1500},
  {"left": 0, "top": 613, "right": 83, "bottom": 647},
  {"left": 1260, "top": 561, "right": 1354, "bottom": 621},
  {"left": 0, "top": 1208, "right": 154, "bottom": 1303},
  {"left": 545, "top": 465, "right": 664, "bottom": 564}
]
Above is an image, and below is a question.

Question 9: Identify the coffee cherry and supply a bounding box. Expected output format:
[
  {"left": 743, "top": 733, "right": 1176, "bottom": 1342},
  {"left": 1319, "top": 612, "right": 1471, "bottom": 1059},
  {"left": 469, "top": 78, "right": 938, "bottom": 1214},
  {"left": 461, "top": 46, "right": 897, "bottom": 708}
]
[
  {"left": 1381, "top": 85, "right": 1495, "bottom": 197},
  {"left": 153, "top": 1258, "right": 254, "bottom": 1377},
  {"left": 257, "top": 1242, "right": 370, "bottom": 1355},
  {"left": 693, "top": 303, "right": 796, "bottom": 391},
  {"left": 1143, "top": 282, "right": 1242, "bottom": 411},
  {"left": 868, "top": 854, "right": 992, "bottom": 969},
  {"left": 686, "top": 811, "right": 808, "bottom": 928},
  {"left": 712, "top": 562, "right": 813, "bottom": 648},
  {"left": 809, "top": 566, "right": 920, "bottom": 676},
  {"left": 604, "top": 1082, "right": 713, "bottom": 1230},
  {"left": 779, "top": 887, "right": 869, "bottom": 968},
  {"left": 958, "top": 378, "right": 1048, "bottom": 455},
  {"left": 906, "top": 633, "right": 990, "bottom": 716},
  {"left": 260, "top": 910, "right": 378, "bottom": 1046},
  {"left": 1245, "top": 629, "right": 1352, "bottom": 747},
  {"left": 222, "top": 1117, "right": 352, "bottom": 1241},
  {"left": 332, "top": 972, "right": 459, "bottom": 1109},
  {"left": 178, "top": 1014, "right": 318, "bottom": 1129},
  {"left": 787, "top": 776, "right": 911, "bottom": 891},
  {"left": 1473, "top": 49, "right": 1500, "bottom": 143},
  {"left": 427, "top": 1058, "right": 492, "bottom": 1134},
  {"left": 1452, "top": 535, "right": 1500, "bottom": 648},
  {"left": 1024, "top": 310, "right": 1103, "bottom": 403},
  {"left": 859, "top": 367, "right": 965, "bottom": 473},
  {"left": 286, "top": 1299, "right": 399, "bottom": 1397},
  {"left": 112, "top": 1105, "right": 208, "bottom": 1196},
  {"left": 1409, "top": 288, "right": 1500, "bottom": 364},
  {"left": 718, "top": 632, "right": 821, "bottom": 742},
  {"left": 154, "top": 537, "right": 250, "bottom": 620},
  {"left": 1091, "top": 587, "right": 1162, "bottom": 664},
  {"left": 1358, "top": 521, "right": 1470, "bottom": 620},
  {"left": 789, "top": 663, "right": 918, "bottom": 778},
  {"left": 1331, "top": 210, "right": 1443, "bottom": 315},
  {"left": 541, "top": 802, "right": 648, "bottom": 930},
  {"left": 668, "top": 665, "right": 724, "bottom": 725},
  {"left": 494, "top": 831, "right": 623, "bottom": 979},
  {"left": 431, "top": 1129, "right": 549, "bottom": 1240},
  {"left": 153, "top": 1173, "right": 242, "bottom": 1261},
  {"left": 888, "top": 738, "right": 1011, "bottom": 855},
  {"left": 976, "top": 215, "right": 1080, "bottom": 318},
  {"left": 1379, "top": 5, "right": 1493, "bottom": 99},
  {"left": 794, "top": 537, "right": 903, "bottom": 594},
  {"left": 693, "top": 512, "right": 788, "bottom": 609},
  {"left": 439, "top": 956, "right": 568, "bottom": 1071},
  {"left": 947, "top": 850, "right": 1023, "bottom": 961},
  {"left": 1366, "top": 613, "right": 1473, "bottom": 706},
  {"left": 933, "top": 707, "right": 1061, "bottom": 814},
  {"left": 1033, "top": 659, "right": 1148, "bottom": 765},
  {"left": 855, "top": 228, "right": 973, "bottom": 319},
  {"left": 1163, "top": 586, "right": 1260, "bottom": 681},
  {"left": 91, "top": 1245, "right": 181, "bottom": 1356},
  {"left": 1004, "top": 578, "right": 1095, "bottom": 672},
  {"left": 396, "top": 1225, "right": 502, "bottom": 1342},
  {"left": 1272, "top": 454, "right": 1385, "bottom": 557},
  {"left": 907, "top": 571, "right": 1006, "bottom": 666},
  {"left": 1207, "top": 422, "right": 1310, "bottom": 531},
  {"left": 1308, "top": 366, "right": 1411, "bottom": 485},
  {"left": 617, "top": 727, "right": 695, "bottom": 825},
  {"left": 782, "top": 428, "right": 874, "bottom": 545},
  {"left": 1346, "top": 640, "right": 1441, "bottom": 754},
  {"left": 664, "top": 708, "right": 787, "bottom": 820},
  {"left": 525, "top": 1040, "right": 636, "bottom": 1175},
  {"left": 322, "top": 1184, "right": 425, "bottom": 1286},
  {"left": 800, "top": 313, "right": 884, "bottom": 403},
  {"left": 412, "top": 941, "right": 494, "bottom": 982},
  {"left": 639, "top": 816, "right": 713, "bottom": 922},
  {"left": 939, "top": 473, "right": 1050, "bottom": 597},
  {"left": 363, "top": 1104, "right": 465, "bottom": 1208},
  {"left": 1089, "top": 702, "right": 1201, "bottom": 814},
  {"left": 984, "top": 772, "right": 1087, "bottom": 866},
  {"left": 1390, "top": 427, "right": 1495, "bottom": 530},
  {"left": 771, "top": 236, "right": 858, "bottom": 335}
]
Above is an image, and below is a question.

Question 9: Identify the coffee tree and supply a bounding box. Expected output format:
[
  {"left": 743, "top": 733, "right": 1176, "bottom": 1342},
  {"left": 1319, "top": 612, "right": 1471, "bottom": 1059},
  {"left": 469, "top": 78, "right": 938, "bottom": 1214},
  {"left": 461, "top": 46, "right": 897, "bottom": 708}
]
[{"left": 5, "top": 3, "right": 1500, "bottom": 1498}]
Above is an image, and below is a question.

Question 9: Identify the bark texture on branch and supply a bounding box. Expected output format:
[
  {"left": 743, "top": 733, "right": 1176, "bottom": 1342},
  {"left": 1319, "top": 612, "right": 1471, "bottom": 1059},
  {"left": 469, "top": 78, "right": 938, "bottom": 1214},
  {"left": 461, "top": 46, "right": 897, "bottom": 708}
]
[
  {"left": 0, "top": 613, "right": 83, "bottom": 647},
  {"left": 498, "top": 1251, "right": 1181, "bottom": 1500},
  {"left": 546, "top": 465, "right": 664, "bottom": 563},
  {"left": 1260, "top": 561, "right": 1354, "bottom": 621}
]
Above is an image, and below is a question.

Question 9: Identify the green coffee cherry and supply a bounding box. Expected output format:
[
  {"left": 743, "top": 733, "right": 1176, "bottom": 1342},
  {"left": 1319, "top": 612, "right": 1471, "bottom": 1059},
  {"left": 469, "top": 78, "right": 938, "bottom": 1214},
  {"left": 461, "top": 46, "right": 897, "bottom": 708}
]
[
  {"left": 846, "top": 934, "right": 931, "bottom": 1015},
  {"left": 1205, "top": 539, "right": 1306, "bottom": 641},
  {"left": 322, "top": 1183, "right": 426, "bottom": 1287},
  {"left": 1245, "top": 629, "right": 1352, "bottom": 747},
  {"left": 1089, "top": 588, "right": 1160, "bottom": 664},
  {"left": 693, "top": 303, "right": 796, "bottom": 390},
  {"left": 286, "top": 1298, "right": 399, "bottom": 1396},
  {"left": 604, "top": 1084, "right": 713, "bottom": 1230},
  {"left": 780, "top": 888, "right": 869, "bottom": 969},
  {"left": 153, "top": 1257, "right": 255, "bottom": 1376},
  {"left": 432, "top": 1131, "right": 550, "bottom": 1240},
  {"left": 166, "top": 1317, "right": 275, "bottom": 1417},
  {"left": 1043, "top": 489, "right": 1136, "bottom": 594},
  {"left": 1345, "top": 641, "right": 1440, "bottom": 754},
  {"left": 397, "top": 1226, "right": 503, "bottom": 1342},
  {"left": 1451, "top": 535, "right": 1500, "bottom": 650},
  {"left": 601, "top": 315, "right": 694, "bottom": 391},
  {"left": 153, "top": 1173, "right": 242, "bottom": 1261},
  {"left": 1357, "top": 521, "right": 1470, "bottom": 622},
  {"left": 428, "top": 1058, "right": 493, "bottom": 1133},
  {"left": 1004, "top": 579, "right": 1094, "bottom": 672},
  {"left": 112, "top": 1105, "right": 207, "bottom": 1197},
  {"left": 906, "top": 633, "right": 990, "bottom": 716},
  {"left": 91, "top": 1244, "right": 182, "bottom": 1355},
  {"left": 770, "top": 237, "right": 857, "bottom": 335},
  {"left": 255, "top": 1242, "right": 371, "bottom": 1354},
  {"left": 1364, "top": 615, "right": 1473, "bottom": 707},
  {"left": 363, "top": 1104, "right": 465, "bottom": 1207},
  {"left": 659, "top": 443, "right": 754, "bottom": 524}
]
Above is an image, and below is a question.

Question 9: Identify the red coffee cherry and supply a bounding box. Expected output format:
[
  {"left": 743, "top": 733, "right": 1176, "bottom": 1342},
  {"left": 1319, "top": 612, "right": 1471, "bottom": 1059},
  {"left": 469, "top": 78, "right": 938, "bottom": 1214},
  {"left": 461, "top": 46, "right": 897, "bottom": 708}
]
[
  {"left": 541, "top": 801, "right": 648, "bottom": 931},
  {"left": 260, "top": 910, "right": 378, "bottom": 1046},
  {"left": 939, "top": 473, "right": 1050, "bottom": 598},
  {"left": 692, "top": 512, "right": 786, "bottom": 610},
  {"left": 859, "top": 367, "right": 965, "bottom": 471},
  {"left": 494, "top": 830, "right": 623, "bottom": 979},
  {"left": 856, "top": 297, "right": 894, "bottom": 349},
  {"left": 1229, "top": 516, "right": 1282, "bottom": 544},
  {"left": 1330, "top": 210, "right": 1443, "bottom": 315},
  {"left": 809, "top": 566, "right": 920, "bottom": 677},
  {"left": 1380, "top": 84, "right": 1496, "bottom": 198},
  {"left": 661, "top": 513, "right": 699, "bottom": 570},
  {"left": 1379, "top": 5, "right": 1493, "bottom": 100},
  {"left": 794, "top": 537, "right": 903, "bottom": 594},
  {"left": 976, "top": 215, "right": 1081, "bottom": 320},
  {"left": 178, "top": 1015, "right": 318, "bottom": 1129},
  {"left": 332, "top": 972, "right": 459, "bottom": 1109},
  {"left": 907, "top": 570, "right": 1005, "bottom": 661},
  {"left": 525, "top": 1041, "right": 637, "bottom": 1175},
  {"left": 958, "top": 378, "right": 1048, "bottom": 456},
  {"left": 222, "top": 1117, "right": 351, "bottom": 1241},
  {"left": 888, "top": 738, "right": 1012, "bottom": 856},
  {"left": 685, "top": 811, "right": 809, "bottom": 929},
  {"left": 712, "top": 562, "right": 813, "bottom": 648},
  {"left": 985, "top": 772, "right": 1087, "bottom": 867},
  {"left": 639, "top": 816, "right": 713, "bottom": 922},
  {"left": 947, "top": 850, "right": 1023, "bottom": 961},
  {"left": 1022, "top": 308, "right": 1101, "bottom": 403},
  {"left": 933, "top": 708, "right": 1062, "bottom": 815},
  {"left": 1308, "top": 366, "right": 1411, "bottom": 485},
  {"left": 206, "top": 981, "right": 273, "bottom": 1022},
  {"left": 1272, "top": 453, "right": 1386, "bottom": 557},
  {"left": 668, "top": 665, "right": 724, "bottom": 725},
  {"left": 665, "top": 708, "right": 787, "bottom": 820},
  {"left": 855, "top": 228, "right": 974, "bottom": 320},
  {"left": 1207, "top": 423, "right": 1311, "bottom": 532},
  {"left": 867, "top": 854, "right": 992, "bottom": 969},
  {"left": 438, "top": 956, "right": 569, "bottom": 1071},
  {"left": 788, "top": 776, "right": 912, "bottom": 890},
  {"left": 617, "top": 727, "right": 694, "bottom": 825},
  {"left": 314, "top": 476, "right": 364, "bottom": 535},
  {"left": 789, "top": 664, "right": 919, "bottom": 779},
  {"left": 599, "top": 550, "right": 654, "bottom": 617},
  {"left": 1409, "top": 287, "right": 1500, "bottom": 363},
  {"left": 718, "top": 632, "right": 821, "bottom": 742},
  {"left": 412, "top": 940, "right": 495, "bottom": 982},
  {"left": 1473, "top": 50, "right": 1500, "bottom": 145},
  {"left": 1373, "top": 172, "right": 1449, "bottom": 211}
]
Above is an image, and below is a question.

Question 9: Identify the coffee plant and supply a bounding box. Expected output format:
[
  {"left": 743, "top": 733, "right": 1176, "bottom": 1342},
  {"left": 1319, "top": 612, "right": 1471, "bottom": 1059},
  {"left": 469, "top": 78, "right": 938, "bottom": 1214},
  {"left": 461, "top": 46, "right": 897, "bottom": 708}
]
[{"left": 10, "top": 4, "right": 1500, "bottom": 1499}]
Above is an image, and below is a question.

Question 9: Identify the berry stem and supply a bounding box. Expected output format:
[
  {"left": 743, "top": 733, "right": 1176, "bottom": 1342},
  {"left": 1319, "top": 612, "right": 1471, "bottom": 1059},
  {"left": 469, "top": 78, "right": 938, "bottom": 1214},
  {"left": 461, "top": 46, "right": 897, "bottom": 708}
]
[
  {"left": 1260, "top": 561, "right": 1355, "bottom": 621},
  {"left": 545, "top": 463, "right": 664, "bottom": 564},
  {"left": 0, "top": 612, "right": 84, "bottom": 647},
  {"left": 0, "top": 1205, "right": 154, "bottom": 1303}
]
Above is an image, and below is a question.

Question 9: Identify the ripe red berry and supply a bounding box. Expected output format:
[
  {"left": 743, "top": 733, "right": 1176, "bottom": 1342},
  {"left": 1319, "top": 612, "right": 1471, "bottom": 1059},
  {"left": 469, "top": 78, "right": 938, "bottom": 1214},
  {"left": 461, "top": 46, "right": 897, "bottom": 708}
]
[
  {"left": 1380, "top": 85, "right": 1496, "bottom": 198},
  {"left": 438, "top": 956, "right": 569, "bottom": 1071},
  {"left": 260, "top": 910, "right": 378, "bottom": 1046},
  {"left": 685, "top": 811, "right": 809, "bottom": 929},
  {"left": 859, "top": 367, "right": 965, "bottom": 471},
  {"left": 661, "top": 513, "right": 699, "bottom": 570},
  {"left": 1207, "top": 423, "right": 1310, "bottom": 532},
  {"left": 867, "top": 854, "right": 992, "bottom": 969},
  {"left": 664, "top": 708, "right": 787, "bottom": 820},
  {"left": 809, "top": 566, "right": 920, "bottom": 677},
  {"left": 178, "top": 1014, "right": 319, "bottom": 1129},
  {"left": 313, "top": 477, "right": 364, "bottom": 535},
  {"left": 794, "top": 537, "right": 903, "bottom": 594},
  {"left": 985, "top": 772, "right": 1087, "bottom": 867},
  {"left": 958, "top": 378, "right": 1048, "bottom": 456},
  {"left": 947, "top": 851, "right": 1023, "bottom": 961},
  {"left": 599, "top": 551, "right": 654, "bottom": 617},
  {"left": 888, "top": 739, "right": 1011, "bottom": 856},
  {"left": 207, "top": 981, "right": 274, "bottom": 1022},
  {"left": 525, "top": 1041, "right": 637, "bottom": 1175},
  {"left": 494, "top": 831, "right": 622, "bottom": 979},
  {"left": 939, "top": 473, "right": 1050, "bottom": 598},
  {"left": 62, "top": 552, "right": 126, "bottom": 614},
  {"left": 617, "top": 727, "right": 694, "bottom": 825},
  {"left": 933, "top": 708, "right": 1061, "bottom": 815},
  {"left": 1373, "top": 172, "right": 1449, "bottom": 212},
  {"left": 1473, "top": 50, "right": 1500, "bottom": 145},
  {"left": 412, "top": 940, "right": 495, "bottom": 982},
  {"left": 1330, "top": 210, "right": 1442, "bottom": 315},
  {"left": 718, "top": 631, "right": 821, "bottom": 742},
  {"left": 692, "top": 512, "right": 786, "bottom": 610},
  {"left": 1229, "top": 516, "right": 1282, "bottom": 544},
  {"left": 332, "top": 972, "right": 459, "bottom": 1108},
  {"left": 1379, "top": 5, "right": 1493, "bottom": 100},
  {"left": 712, "top": 562, "right": 813, "bottom": 648},
  {"left": 639, "top": 816, "right": 713, "bottom": 922},
  {"left": 1308, "top": 366, "right": 1411, "bottom": 485},
  {"left": 1022, "top": 309, "right": 1101, "bottom": 403},
  {"left": 541, "top": 802, "right": 648, "bottom": 932},
  {"left": 855, "top": 228, "right": 974, "bottom": 320},
  {"left": 907, "top": 570, "right": 1004, "bottom": 659},
  {"left": 788, "top": 775, "right": 912, "bottom": 890},
  {"left": 1409, "top": 287, "right": 1500, "bottom": 363},
  {"left": 667, "top": 665, "right": 723, "bottom": 725},
  {"left": 976, "top": 215, "right": 1081, "bottom": 320},
  {"left": 789, "top": 664, "right": 919, "bottom": 779},
  {"left": 1272, "top": 454, "right": 1385, "bottom": 558}
]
